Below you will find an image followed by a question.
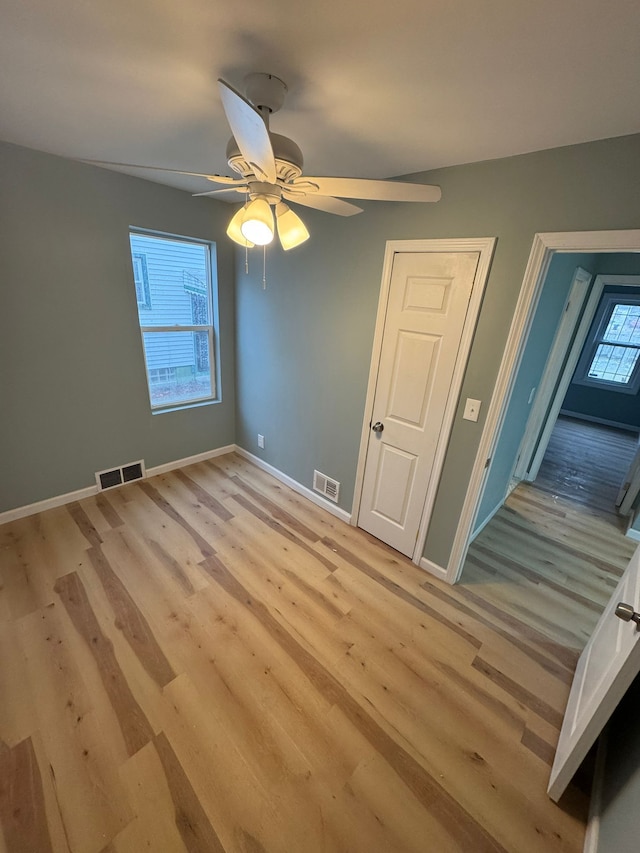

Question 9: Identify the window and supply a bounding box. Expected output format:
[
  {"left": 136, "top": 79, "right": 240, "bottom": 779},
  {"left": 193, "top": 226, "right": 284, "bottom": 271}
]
[
  {"left": 129, "top": 230, "right": 217, "bottom": 410},
  {"left": 574, "top": 293, "right": 640, "bottom": 394},
  {"left": 132, "top": 253, "right": 151, "bottom": 309}
]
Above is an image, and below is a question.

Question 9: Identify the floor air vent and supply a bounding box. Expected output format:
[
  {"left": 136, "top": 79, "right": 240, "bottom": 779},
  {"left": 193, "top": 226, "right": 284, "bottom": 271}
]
[
  {"left": 96, "top": 460, "right": 145, "bottom": 491},
  {"left": 313, "top": 470, "right": 340, "bottom": 503}
]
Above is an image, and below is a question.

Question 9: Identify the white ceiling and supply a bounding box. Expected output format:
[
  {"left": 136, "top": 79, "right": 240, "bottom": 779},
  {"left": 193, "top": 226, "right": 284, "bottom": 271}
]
[{"left": 1, "top": 0, "right": 639, "bottom": 198}]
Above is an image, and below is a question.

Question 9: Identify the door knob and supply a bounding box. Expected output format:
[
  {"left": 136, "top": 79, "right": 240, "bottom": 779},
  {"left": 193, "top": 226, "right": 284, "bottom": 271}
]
[
  {"left": 615, "top": 602, "right": 640, "bottom": 628},
  {"left": 372, "top": 422, "right": 384, "bottom": 433}
]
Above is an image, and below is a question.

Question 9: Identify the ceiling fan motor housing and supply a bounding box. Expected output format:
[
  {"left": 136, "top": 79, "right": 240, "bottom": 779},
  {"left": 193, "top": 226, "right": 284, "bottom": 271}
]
[{"left": 226, "top": 132, "right": 304, "bottom": 183}]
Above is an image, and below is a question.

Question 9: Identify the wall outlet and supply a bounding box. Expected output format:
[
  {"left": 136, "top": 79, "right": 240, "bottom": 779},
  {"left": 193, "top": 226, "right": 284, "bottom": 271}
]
[
  {"left": 463, "top": 398, "right": 481, "bottom": 422},
  {"left": 257, "top": 434, "right": 265, "bottom": 449}
]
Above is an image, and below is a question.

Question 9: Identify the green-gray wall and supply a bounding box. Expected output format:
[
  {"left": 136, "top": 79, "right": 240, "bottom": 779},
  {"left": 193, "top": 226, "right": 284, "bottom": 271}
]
[
  {"left": 234, "top": 133, "right": 640, "bottom": 569},
  {"left": 0, "top": 141, "right": 236, "bottom": 513}
]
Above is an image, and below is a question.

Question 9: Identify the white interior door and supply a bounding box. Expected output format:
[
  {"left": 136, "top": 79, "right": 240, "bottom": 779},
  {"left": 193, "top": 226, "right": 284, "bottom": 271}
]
[
  {"left": 512, "top": 267, "right": 593, "bottom": 483},
  {"left": 548, "top": 543, "right": 640, "bottom": 801},
  {"left": 617, "top": 443, "right": 640, "bottom": 516},
  {"left": 358, "top": 251, "right": 479, "bottom": 557}
]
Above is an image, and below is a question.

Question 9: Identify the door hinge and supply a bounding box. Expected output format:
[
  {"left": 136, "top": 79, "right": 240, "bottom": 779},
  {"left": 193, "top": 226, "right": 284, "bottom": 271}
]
[{"left": 484, "top": 457, "right": 492, "bottom": 469}]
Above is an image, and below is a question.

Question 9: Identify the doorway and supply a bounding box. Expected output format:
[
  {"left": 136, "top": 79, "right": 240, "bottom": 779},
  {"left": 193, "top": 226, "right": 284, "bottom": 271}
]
[
  {"left": 446, "top": 230, "right": 640, "bottom": 586},
  {"left": 513, "top": 274, "right": 640, "bottom": 490}
]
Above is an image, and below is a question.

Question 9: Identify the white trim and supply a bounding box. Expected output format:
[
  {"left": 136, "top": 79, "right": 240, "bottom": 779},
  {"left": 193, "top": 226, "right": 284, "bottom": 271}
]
[
  {"left": 626, "top": 527, "right": 640, "bottom": 543},
  {"left": 235, "top": 447, "right": 353, "bottom": 524},
  {"left": 512, "top": 267, "right": 593, "bottom": 482},
  {"left": 419, "top": 556, "right": 448, "bottom": 581},
  {"left": 0, "top": 445, "right": 236, "bottom": 526},
  {"left": 582, "top": 731, "right": 608, "bottom": 853},
  {"left": 351, "top": 237, "right": 496, "bottom": 568},
  {"left": 446, "top": 230, "right": 640, "bottom": 585},
  {"left": 0, "top": 485, "right": 98, "bottom": 525},
  {"left": 573, "top": 286, "right": 640, "bottom": 396},
  {"left": 146, "top": 445, "right": 235, "bottom": 476},
  {"left": 561, "top": 410, "right": 640, "bottom": 434},
  {"left": 524, "top": 275, "right": 604, "bottom": 482}
]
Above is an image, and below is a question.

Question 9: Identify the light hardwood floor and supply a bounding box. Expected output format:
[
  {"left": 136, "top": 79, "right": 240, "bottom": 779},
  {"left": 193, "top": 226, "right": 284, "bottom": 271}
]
[
  {"left": 0, "top": 450, "right": 600, "bottom": 852},
  {"left": 462, "top": 416, "right": 638, "bottom": 650}
]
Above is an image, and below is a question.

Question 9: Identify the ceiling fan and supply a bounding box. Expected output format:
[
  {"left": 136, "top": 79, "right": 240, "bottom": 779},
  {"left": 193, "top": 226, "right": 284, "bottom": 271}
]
[{"left": 86, "top": 73, "right": 442, "bottom": 251}]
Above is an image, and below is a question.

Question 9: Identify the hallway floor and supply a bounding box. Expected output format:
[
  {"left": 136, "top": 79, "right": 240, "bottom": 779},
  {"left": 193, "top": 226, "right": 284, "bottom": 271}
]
[{"left": 461, "top": 416, "right": 639, "bottom": 650}]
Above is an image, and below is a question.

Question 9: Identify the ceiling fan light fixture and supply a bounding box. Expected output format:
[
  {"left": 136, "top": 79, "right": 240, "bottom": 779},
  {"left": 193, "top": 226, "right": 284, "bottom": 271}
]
[
  {"left": 226, "top": 203, "right": 255, "bottom": 247},
  {"left": 275, "top": 203, "right": 310, "bottom": 251},
  {"left": 240, "top": 196, "right": 274, "bottom": 245}
]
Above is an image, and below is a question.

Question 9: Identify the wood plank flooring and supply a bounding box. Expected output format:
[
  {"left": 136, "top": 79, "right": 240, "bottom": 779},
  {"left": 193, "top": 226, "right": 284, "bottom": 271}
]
[
  {"left": 463, "top": 416, "right": 639, "bottom": 649},
  {"left": 0, "top": 452, "right": 593, "bottom": 852}
]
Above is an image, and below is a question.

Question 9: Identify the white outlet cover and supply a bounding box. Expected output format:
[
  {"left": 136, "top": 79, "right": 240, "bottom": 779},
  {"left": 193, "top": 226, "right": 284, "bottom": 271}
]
[{"left": 463, "top": 398, "right": 481, "bottom": 422}]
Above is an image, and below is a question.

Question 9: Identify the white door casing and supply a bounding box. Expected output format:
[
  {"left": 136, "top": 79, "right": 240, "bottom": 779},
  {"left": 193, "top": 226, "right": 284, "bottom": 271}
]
[
  {"left": 449, "top": 230, "right": 640, "bottom": 586},
  {"left": 548, "top": 544, "right": 640, "bottom": 801},
  {"left": 357, "top": 251, "right": 480, "bottom": 557},
  {"left": 512, "top": 266, "right": 593, "bottom": 483}
]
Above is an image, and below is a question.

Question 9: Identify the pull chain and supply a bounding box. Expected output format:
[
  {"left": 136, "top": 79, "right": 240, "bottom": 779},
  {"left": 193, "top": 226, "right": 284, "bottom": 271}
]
[{"left": 262, "top": 245, "right": 267, "bottom": 290}]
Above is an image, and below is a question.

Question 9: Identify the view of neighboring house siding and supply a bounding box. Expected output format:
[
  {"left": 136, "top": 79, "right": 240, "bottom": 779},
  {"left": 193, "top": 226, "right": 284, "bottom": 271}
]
[{"left": 130, "top": 233, "right": 208, "bottom": 374}]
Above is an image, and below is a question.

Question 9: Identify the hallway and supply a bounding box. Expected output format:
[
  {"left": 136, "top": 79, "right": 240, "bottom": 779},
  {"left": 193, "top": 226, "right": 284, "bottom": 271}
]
[{"left": 460, "top": 417, "right": 638, "bottom": 650}]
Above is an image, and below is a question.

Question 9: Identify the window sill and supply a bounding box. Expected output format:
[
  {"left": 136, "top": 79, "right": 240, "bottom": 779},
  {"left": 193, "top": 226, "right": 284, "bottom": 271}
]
[{"left": 151, "top": 397, "right": 220, "bottom": 415}]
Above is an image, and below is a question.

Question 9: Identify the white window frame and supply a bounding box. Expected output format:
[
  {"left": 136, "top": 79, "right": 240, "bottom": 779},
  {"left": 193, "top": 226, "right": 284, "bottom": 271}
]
[
  {"left": 132, "top": 252, "right": 151, "bottom": 309},
  {"left": 129, "top": 229, "right": 218, "bottom": 412},
  {"left": 574, "top": 291, "right": 640, "bottom": 395}
]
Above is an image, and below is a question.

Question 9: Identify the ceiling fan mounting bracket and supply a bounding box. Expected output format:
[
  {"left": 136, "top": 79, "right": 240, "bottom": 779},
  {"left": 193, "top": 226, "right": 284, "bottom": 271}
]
[{"left": 244, "top": 73, "right": 287, "bottom": 114}]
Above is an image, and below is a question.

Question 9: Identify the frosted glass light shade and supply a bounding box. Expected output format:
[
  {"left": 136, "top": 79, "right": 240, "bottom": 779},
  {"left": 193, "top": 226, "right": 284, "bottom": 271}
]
[
  {"left": 226, "top": 204, "right": 255, "bottom": 247},
  {"left": 275, "top": 203, "right": 310, "bottom": 250},
  {"left": 240, "top": 197, "right": 274, "bottom": 246}
]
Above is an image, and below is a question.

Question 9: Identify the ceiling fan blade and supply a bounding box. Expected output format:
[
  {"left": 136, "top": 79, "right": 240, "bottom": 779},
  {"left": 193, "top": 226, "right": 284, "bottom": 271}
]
[
  {"left": 192, "top": 187, "right": 246, "bottom": 197},
  {"left": 294, "top": 177, "right": 441, "bottom": 203},
  {"left": 217, "top": 79, "right": 277, "bottom": 184},
  {"left": 80, "top": 159, "right": 243, "bottom": 184},
  {"left": 283, "top": 191, "right": 362, "bottom": 217}
]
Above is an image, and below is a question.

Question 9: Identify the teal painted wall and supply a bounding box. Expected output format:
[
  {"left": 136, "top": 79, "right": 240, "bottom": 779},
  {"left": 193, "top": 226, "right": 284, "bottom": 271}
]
[
  {"left": 475, "top": 259, "right": 640, "bottom": 534},
  {"left": 0, "top": 141, "right": 236, "bottom": 513},
  {"left": 563, "top": 279, "right": 640, "bottom": 429},
  {"left": 474, "top": 253, "right": 598, "bottom": 530},
  {"left": 234, "top": 133, "right": 640, "bottom": 569}
]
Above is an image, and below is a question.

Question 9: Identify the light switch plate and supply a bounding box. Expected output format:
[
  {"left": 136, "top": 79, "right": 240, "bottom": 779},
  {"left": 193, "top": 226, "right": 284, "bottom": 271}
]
[{"left": 463, "top": 398, "right": 481, "bottom": 422}]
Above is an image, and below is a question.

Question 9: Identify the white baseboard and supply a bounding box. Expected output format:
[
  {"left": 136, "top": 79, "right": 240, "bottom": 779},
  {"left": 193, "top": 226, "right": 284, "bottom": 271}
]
[
  {"left": 419, "top": 556, "right": 449, "bottom": 582},
  {"left": 560, "top": 410, "right": 640, "bottom": 435},
  {"left": 146, "top": 445, "right": 236, "bottom": 477},
  {"left": 0, "top": 484, "right": 99, "bottom": 525},
  {"left": 0, "top": 444, "right": 352, "bottom": 528},
  {"left": 234, "top": 446, "right": 352, "bottom": 524},
  {"left": 0, "top": 445, "right": 236, "bottom": 527}
]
